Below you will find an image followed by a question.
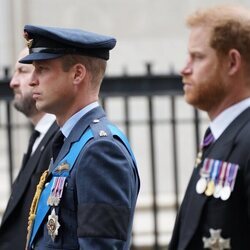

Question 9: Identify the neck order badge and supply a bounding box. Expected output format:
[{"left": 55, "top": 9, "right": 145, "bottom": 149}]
[{"left": 195, "top": 127, "right": 214, "bottom": 167}]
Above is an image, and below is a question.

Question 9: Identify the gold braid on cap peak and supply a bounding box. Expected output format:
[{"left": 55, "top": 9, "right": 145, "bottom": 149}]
[
  {"left": 23, "top": 31, "right": 33, "bottom": 49},
  {"left": 25, "top": 169, "right": 49, "bottom": 250}
]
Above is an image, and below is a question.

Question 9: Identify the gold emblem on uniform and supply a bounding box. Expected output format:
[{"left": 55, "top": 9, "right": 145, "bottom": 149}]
[
  {"left": 55, "top": 162, "right": 70, "bottom": 173},
  {"left": 203, "top": 229, "right": 231, "bottom": 250},
  {"left": 23, "top": 31, "right": 33, "bottom": 48},
  {"left": 26, "top": 39, "right": 33, "bottom": 49}
]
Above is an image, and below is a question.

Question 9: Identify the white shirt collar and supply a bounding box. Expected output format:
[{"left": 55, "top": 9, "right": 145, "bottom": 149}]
[
  {"left": 210, "top": 98, "right": 250, "bottom": 140},
  {"left": 35, "top": 113, "right": 56, "bottom": 135},
  {"left": 32, "top": 113, "right": 56, "bottom": 154}
]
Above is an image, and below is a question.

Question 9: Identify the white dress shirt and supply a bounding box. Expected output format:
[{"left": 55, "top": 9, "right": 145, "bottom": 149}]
[
  {"left": 32, "top": 113, "right": 56, "bottom": 154},
  {"left": 210, "top": 98, "right": 250, "bottom": 141}
]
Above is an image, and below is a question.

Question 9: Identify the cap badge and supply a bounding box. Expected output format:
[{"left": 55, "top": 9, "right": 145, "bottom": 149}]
[
  {"left": 23, "top": 31, "right": 33, "bottom": 49},
  {"left": 26, "top": 39, "right": 33, "bottom": 49}
]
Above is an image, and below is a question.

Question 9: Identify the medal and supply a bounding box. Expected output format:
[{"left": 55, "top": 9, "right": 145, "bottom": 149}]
[
  {"left": 196, "top": 177, "right": 207, "bottom": 194},
  {"left": 220, "top": 163, "right": 239, "bottom": 201},
  {"left": 196, "top": 158, "right": 212, "bottom": 194},
  {"left": 213, "top": 183, "right": 223, "bottom": 199},
  {"left": 47, "top": 177, "right": 66, "bottom": 206},
  {"left": 205, "top": 160, "right": 220, "bottom": 196},
  {"left": 205, "top": 180, "right": 215, "bottom": 196},
  {"left": 47, "top": 195, "right": 60, "bottom": 206},
  {"left": 220, "top": 185, "right": 231, "bottom": 201},
  {"left": 220, "top": 163, "right": 231, "bottom": 201},
  {"left": 213, "top": 162, "right": 227, "bottom": 199},
  {"left": 46, "top": 176, "right": 66, "bottom": 240},
  {"left": 46, "top": 175, "right": 67, "bottom": 241},
  {"left": 47, "top": 208, "right": 60, "bottom": 241}
]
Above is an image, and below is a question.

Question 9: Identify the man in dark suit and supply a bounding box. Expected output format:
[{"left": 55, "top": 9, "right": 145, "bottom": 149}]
[
  {"left": 169, "top": 4, "right": 250, "bottom": 250},
  {"left": 0, "top": 48, "right": 58, "bottom": 250},
  {"left": 19, "top": 25, "right": 140, "bottom": 249}
]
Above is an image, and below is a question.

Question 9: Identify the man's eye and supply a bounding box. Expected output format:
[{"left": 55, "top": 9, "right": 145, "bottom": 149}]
[
  {"left": 193, "top": 54, "right": 204, "bottom": 60},
  {"left": 37, "top": 66, "right": 46, "bottom": 72},
  {"left": 19, "top": 67, "right": 29, "bottom": 73}
]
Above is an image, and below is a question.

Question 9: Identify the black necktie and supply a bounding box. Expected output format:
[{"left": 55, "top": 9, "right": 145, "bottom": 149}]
[
  {"left": 52, "top": 131, "right": 65, "bottom": 160},
  {"left": 22, "top": 130, "right": 40, "bottom": 166}
]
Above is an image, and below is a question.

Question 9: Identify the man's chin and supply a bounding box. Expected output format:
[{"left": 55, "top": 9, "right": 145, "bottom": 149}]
[{"left": 35, "top": 102, "right": 49, "bottom": 113}]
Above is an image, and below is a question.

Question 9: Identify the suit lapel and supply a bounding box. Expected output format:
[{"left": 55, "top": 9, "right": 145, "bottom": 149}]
[
  {"left": 178, "top": 107, "right": 250, "bottom": 249},
  {"left": 1, "top": 122, "right": 58, "bottom": 225}
]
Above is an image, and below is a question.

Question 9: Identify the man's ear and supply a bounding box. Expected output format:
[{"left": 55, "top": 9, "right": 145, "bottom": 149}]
[
  {"left": 228, "top": 49, "right": 241, "bottom": 76},
  {"left": 72, "top": 64, "right": 86, "bottom": 84}
]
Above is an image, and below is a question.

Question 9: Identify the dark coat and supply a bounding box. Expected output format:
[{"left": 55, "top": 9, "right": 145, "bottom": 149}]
[
  {"left": 31, "top": 107, "right": 140, "bottom": 250},
  {"left": 169, "top": 108, "right": 250, "bottom": 250},
  {"left": 0, "top": 122, "right": 58, "bottom": 250}
]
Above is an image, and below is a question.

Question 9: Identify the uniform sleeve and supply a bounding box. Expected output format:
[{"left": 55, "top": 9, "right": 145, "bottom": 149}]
[{"left": 75, "top": 138, "right": 136, "bottom": 249}]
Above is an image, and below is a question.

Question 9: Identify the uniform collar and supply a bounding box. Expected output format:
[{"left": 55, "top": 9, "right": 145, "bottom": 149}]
[{"left": 61, "top": 101, "right": 99, "bottom": 138}]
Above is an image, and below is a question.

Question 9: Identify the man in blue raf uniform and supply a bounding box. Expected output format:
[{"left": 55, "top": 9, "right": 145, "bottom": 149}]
[
  {"left": 169, "top": 4, "right": 250, "bottom": 250},
  {"left": 20, "top": 25, "right": 140, "bottom": 250}
]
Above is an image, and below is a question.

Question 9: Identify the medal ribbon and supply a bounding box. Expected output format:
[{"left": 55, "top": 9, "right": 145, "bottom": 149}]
[
  {"left": 223, "top": 163, "right": 231, "bottom": 187},
  {"left": 57, "top": 177, "right": 66, "bottom": 198},
  {"left": 200, "top": 158, "right": 211, "bottom": 178},
  {"left": 211, "top": 160, "right": 220, "bottom": 182},
  {"left": 52, "top": 177, "right": 66, "bottom": 199},
  {"left": 228, "top": 164, "right": 239, "bottom": 191},
  {"left": 219, "top": 162, "right": 228, "bottom": 186},
  {"left": 214, "top": 161, "right": 223, "bottom": 185}
]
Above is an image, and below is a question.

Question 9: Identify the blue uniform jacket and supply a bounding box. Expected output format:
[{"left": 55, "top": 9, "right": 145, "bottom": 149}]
[{"left": 32, "top": 106, "right": 140, "bottom": 250}]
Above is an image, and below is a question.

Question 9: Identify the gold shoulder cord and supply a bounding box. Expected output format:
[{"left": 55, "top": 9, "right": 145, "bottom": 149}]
[{"left": 25, "top": 169, "right": 49, "bottom": 250}]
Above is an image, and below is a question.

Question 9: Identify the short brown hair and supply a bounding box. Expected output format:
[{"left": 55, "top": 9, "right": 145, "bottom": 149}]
[
  {"left": 187, "top": 5, "right": 250, "bottom": 64},
  {"left": 61, "top": 54, "right": 107, "bottom": 89}
]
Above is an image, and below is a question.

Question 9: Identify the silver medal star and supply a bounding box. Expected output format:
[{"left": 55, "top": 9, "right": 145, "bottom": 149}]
[
  {"left": 203, "top": 229, "right": 231, "bottom": 250},
  {"left": 47, "top": 208, "right": 60, "bottom": 241}
]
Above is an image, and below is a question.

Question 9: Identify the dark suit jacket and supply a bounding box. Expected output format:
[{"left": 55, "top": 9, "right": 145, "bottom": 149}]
[
  {"left": 0, "top": 121, "right": 58, "bottom": 250},
  {"left": 32, "top": 107, "right": 140, "bottom": 250},
  {"left": 169, "top": 107, "right": 250, "bottom": 250}
]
